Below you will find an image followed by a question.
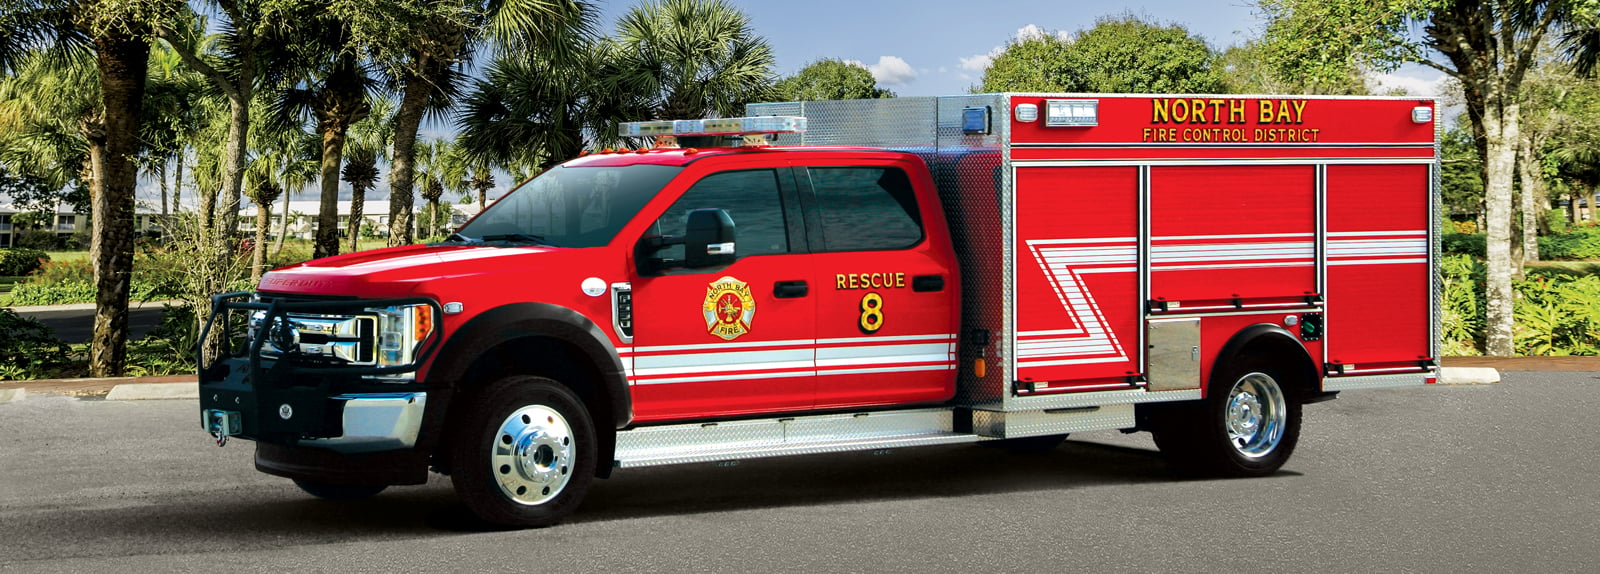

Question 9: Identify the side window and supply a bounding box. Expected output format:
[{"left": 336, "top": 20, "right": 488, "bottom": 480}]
[
  {"left": 654, "top": 169, "right": 790, "bottom": 261},
  {"left": 809, "top": 167, "right": 923, "bottom": 252}
]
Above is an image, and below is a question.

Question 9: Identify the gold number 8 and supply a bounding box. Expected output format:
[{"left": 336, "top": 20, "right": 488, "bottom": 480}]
[{"left": 859, "top": 292, "right": 884, "bottom": 333}]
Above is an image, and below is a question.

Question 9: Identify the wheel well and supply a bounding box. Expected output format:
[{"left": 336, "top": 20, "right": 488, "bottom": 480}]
[
  {"left": 1209, "top": 325, "right": 1318, "bottom": 401},
  {"left": 435, "top": 336, "right": 618, "bottom": 478}
]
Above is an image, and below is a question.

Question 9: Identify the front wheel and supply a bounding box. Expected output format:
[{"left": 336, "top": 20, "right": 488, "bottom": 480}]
[
  {"left": 1152, "top": 359, "right": 1302, "bottom": 477},
  {"left": 450, "top": 376, "right": 597, "bottom": 528}
]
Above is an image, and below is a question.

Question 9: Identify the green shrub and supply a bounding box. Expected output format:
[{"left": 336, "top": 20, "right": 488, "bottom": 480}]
[
  {"left": 1442, "top": 233, "right": 1486, "bottom": 257},
  {"left": 13, "top": 230, "right": 59, "bottom": 250},
  {"left": 1547, "top": 210, "right": 1569, "bottom": 234},
  {"left": 126, "top": 303, "right": 199, "bottom": 377},
  {"left": 1439, "top": 254, "right": 1484, "bottom": 355},
  {"left": 1513, "top": 273, "right": 1600, "bottom": 355},
  {"left": 0, "top": 248, "right": 49, "bottom": 276},
  {"left": 3, "top": 252, "right": 185, "bottom": 306},
  {"left": 0, "top": 308, "right": 72, "bottom": 380}
]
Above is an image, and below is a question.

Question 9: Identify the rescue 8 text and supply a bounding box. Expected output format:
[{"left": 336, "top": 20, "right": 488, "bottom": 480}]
[{"left": 836, "top": 273, "right": 906, "bottom": 290}]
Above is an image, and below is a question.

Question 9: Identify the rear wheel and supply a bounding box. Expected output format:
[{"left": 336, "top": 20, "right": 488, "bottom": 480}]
[
  {"left": 293, "top": 480, "right": 386, "bottom": 500},
  {"left": 451, "top": 376, "right": 597, "bottom": 528},
  {"left": 1152, "top": 358, "right": 1302, "bottom": 477}
]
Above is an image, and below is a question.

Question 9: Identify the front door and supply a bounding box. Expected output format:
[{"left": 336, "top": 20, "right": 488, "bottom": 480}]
[{"left": 627, "top": 167, "right": 817, "bottom": 422}]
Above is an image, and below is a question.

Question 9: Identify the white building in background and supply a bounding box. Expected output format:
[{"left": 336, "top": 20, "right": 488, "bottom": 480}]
[
  {"left": 0, "top": 203, "right": 166, "bottom": 248},
  {"left": 0, "top": 199, "right": 486, "bottom": 249},
  {"left": 239, "top": 200, "right": 486, "bottom": 240}
]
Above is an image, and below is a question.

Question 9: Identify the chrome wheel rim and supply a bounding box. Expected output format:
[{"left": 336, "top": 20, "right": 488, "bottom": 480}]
[
  {"left": 1225, "top": 372, "right": 1286, "bottom": 459},
  {"left": 491, "top": 405, "right": 575, "bottom": 506}
]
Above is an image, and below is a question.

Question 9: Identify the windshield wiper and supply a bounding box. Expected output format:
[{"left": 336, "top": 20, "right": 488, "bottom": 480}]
[{"left": 479, "top": 233, "right": 550, "bottom": 245}]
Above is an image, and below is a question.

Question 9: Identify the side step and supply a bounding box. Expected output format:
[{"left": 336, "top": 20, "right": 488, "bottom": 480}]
[{"left": 614, "top": 408, "right": 978, "bottom": 468}]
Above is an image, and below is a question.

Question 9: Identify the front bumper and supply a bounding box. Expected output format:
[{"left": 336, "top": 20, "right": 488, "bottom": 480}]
[
  {"left": 204, "top": 392, "right": 426, "bottom": 454},
  {"left": 198, "top": 292, "right": 441, "bottom": 453}
]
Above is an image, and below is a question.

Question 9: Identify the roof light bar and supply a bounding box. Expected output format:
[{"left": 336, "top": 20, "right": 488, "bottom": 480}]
[{"left": 619, "top": 116, "right": 807, "bottom": 138}]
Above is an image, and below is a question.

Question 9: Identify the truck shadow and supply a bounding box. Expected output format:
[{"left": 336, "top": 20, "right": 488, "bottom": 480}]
[
  {"left": 0, "top": 438, "right": 1301, "bottom": 559},
  {"left": 427, "top": 438, "right": 1301, "bottom": 531}
]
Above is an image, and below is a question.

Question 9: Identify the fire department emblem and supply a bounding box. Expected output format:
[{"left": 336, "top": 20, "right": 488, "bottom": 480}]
[{"left": 703, "top": 276, "right": 756, "bottom": 341}]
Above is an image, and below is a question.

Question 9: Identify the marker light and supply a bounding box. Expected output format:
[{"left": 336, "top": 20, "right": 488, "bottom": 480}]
[
  {"left": 1412, "top": 106, "right": 1434, "bottom": 124},
  {"left": 1045, "top": 99, "right": 1099, "bottom": 127},
  {"left": 1015, "top": 103, "right": 1039, "bottom": 123}
]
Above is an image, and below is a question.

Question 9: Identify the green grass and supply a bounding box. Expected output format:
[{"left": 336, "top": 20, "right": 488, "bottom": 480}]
[
  {"left": 43, "top": 250, "right": 90, "bottom": 263},
  {"left": 0, "top": 276, "right": 19, "bottom": 294}
]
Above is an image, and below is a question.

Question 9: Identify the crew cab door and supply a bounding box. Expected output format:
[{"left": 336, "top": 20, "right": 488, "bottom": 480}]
[
  {"left": 798, "top": 161, "right": 959, "bottom": 408},
  {"left": 627, "top": 166, "right": 816, "bottom": 422}
]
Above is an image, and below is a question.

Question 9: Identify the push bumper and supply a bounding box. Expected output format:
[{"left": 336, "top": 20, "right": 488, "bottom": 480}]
[{"left": 204, "top": 392, "right": 427, "bottom": 454}]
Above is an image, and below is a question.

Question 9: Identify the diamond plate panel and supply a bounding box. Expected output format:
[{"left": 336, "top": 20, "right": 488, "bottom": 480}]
[
  {"left": 1322, "top": 372, "right": 1429, "bottom": 391},
  {"left": 971, "top": 403, "right": 1135, "bottom": 438},
  {"left": 613, "top": 408, "right": 976, "bottom": 468}
]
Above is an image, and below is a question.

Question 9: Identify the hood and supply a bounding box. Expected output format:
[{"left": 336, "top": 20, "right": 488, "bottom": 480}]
[{"left": 258, "top": 243, "right": 561, "bottom": 298}]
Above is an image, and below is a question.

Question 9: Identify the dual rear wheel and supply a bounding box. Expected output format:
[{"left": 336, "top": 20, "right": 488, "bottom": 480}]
[{"left": 1152, "top": 358, "right": 1303, "bottom": 477}]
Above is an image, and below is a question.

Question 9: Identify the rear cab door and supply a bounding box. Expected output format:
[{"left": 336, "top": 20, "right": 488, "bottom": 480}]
[{"left": 795, "top": 153, "right": 960, "bottom": 409}]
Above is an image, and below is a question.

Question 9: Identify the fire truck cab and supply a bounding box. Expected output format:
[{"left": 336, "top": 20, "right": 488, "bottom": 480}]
[{"left": 199, "top": 94, "right": 1439, "bottom": 527}]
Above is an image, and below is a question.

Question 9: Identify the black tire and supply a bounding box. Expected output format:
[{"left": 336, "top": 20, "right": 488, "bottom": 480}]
[
  {"left": 981, "top": 434, "right": 1069, "bottom": 454},
  {"left": 293, "top": 480, "right": 387, "bottom": 500},
  {"left": 450, "top": 376, "right": 597, "bottom": 528},
  {"left": 1151, "top": 357, "right": 1302, "bottom": 478}
]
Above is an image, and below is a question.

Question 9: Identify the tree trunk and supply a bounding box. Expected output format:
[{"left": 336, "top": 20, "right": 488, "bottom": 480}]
[
  {"left": 427, "top": 198, "right": 441, "bottom": 237},
  {"left": 250, "top": 201, "right": 271, "bottom": 285},
  {"left": 314, "top": 127, "right": 348, "bottom": 260},
  {"left": 173, "top": 147, "right": 184, "bottom": 215},
  {"left": 218, "top": 96, "right": 249, "bottom": 239},
  {"left": 348, "top": 185, "right": 364, "bottom": 253},
  {"left": 275, "top": 191, "right": 292, "bottom": 255},
  {"left": 388, "top": 84, "right": 430, "bottom": 246},
  {"left": 89, "top": 30, "right": 151, "bottom": 378},
  {"left": 158, "top": 161, "right": 169, "bottom": 221},
  {"left": 1482, "top": 94, "right": 1520, "bottom": 357},
  {"left": 1518, "top": 135, "right": 1541, "bottom": 261}
]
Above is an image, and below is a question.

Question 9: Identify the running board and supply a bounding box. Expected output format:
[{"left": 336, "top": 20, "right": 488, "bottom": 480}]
[{"left": 614, "top": 408, "right": 978, "bottom": 468}]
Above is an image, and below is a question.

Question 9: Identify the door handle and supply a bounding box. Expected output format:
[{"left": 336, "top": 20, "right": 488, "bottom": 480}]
[
  {"left": 774, "top": 280, "right": 808, "bottom": 298},
  {"left": 912, "top": 274, "right": 945, "bottom": 292}
]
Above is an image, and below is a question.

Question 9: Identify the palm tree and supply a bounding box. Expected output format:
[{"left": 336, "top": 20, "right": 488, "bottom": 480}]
[
  {"left": 360, "top": 0, "right": 595, "bottom": 247},
  {"left": 242, "top": 172, "right": 282, "bottom": 284},
  {"left": 606, "top": 0, "right": 776, "bottom": 121},
  {"left": 342, "top": 96, "right": 394, "bottom": 252},
  {"left": 456, "top": 47, "right": 603, "bottom": 172},
  {"left": 1, "top": 0, "right": 164, "bottom": 377},
  {"left": 139, "top": 41, "right": 207, "bottom": 225}
]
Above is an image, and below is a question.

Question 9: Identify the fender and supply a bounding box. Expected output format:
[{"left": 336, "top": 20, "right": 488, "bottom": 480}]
[
  {"left": 1209, "top": 323, "right": 1316, "bottom": 395},
  {"left": 426, "top": 302, "right": 633, "bottom": 430}
]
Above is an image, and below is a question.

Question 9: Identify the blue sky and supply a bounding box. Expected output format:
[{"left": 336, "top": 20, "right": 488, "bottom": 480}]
[{"left": 593, "top": 0, "right": 1442, "bottom": 97}]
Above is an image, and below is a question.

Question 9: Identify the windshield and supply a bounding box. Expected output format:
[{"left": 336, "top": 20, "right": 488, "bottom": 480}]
[{"left": 453, "top": 164, "right": 683, "bottom": 248}]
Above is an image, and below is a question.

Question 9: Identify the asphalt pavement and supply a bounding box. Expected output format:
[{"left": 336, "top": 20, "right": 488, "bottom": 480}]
[
  {"left": 8, "top": 302, "right": 170, "bottom": 344},
  {"left": 1, "top": 371, "right": 1596, "bottom": 572}
]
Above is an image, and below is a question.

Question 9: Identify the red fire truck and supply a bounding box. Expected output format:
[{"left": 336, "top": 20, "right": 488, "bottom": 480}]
[{"left": 199, "top": 94, "right": 1439, "bottom": 527}]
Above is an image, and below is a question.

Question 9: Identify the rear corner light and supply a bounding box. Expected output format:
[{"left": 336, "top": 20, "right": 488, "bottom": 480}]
[
  {"left": 1014, "top": 103, "right": 1038, "bottom": 123},
  {"left": 1412, "top": 106, "right": 1434, "bottom": 124}
]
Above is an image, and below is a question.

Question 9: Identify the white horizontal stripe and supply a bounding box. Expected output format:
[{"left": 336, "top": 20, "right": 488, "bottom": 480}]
[
  {"left": 1153, "top": 243, "right": 1314, "bottom": 256},
  {"left": 630, "top": 338, "right": 816, "bottom": 354},
  {"left": 1019, "top": 329, "right": 1087, "bottom": 337},
  {"left": 1328, "top": 258, "right": 1428, "bottom": 266},
  {"left": 1027, "top": 237, "right": 1137, "bottom": 246},
  {"left": 815, "top": 333, "right": 956, "bottom": 346},
  {"left": 816, "top": 353, "right": 953, "bottom": 368},
  {"left": 1018, "top": 356, "right": 1130, "bottom": 366},
  {"left": 632, "top": 370, "right": 819, "bottom": 385},
  {"left": 817, "top": 343, "right": 953, "bottom": 361},
  {"left": 1327, "top": 230, "right": 1427, "bottom": 237},
  {"left": 1153, "top": 232, "right": 1314, "bottom": 241},
  {"left": 1154, "top": 261, "right": 1316, "bottom": 271},
  {"left": 816, "top": 364, "right": 955, "bottom": 376},
  {"left": 1328, "top": 247, "right": 1427, "bottom": 257},
  {"left": 634, "top": 347, "right": 812, "bottom": 370},
  {"left": 635, "top": 359, "right": 813, "bottom": 377}
]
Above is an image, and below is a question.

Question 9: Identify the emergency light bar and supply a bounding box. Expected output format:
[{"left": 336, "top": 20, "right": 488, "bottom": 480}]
[{"left": 619, "top": 116, "right": 807, "bottom": 138}]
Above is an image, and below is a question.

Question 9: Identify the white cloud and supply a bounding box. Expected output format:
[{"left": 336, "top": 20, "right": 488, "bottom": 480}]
[
  {"left": 865, "top": 55, "right": 917, "bottom": 86},
  {"left": 958, "top": 24, "right": 1070, "bottom": 74},
  {"left": 1369, "top": 72, "right": 1448, "bottom": 97}
]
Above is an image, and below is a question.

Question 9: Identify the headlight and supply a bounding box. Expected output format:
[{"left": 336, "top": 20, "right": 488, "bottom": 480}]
[{"left": 373, "top": 303, "right": 435, "bottom": 369}]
